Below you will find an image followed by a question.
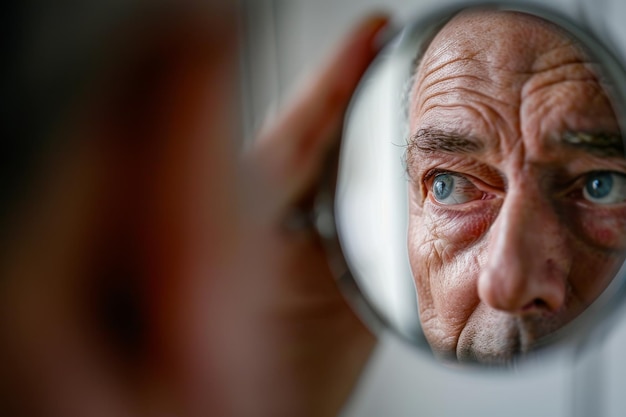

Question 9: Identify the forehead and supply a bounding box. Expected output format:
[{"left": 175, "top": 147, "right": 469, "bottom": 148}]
[
  {"left": 418, "top": 10, "right": 581, "bottom": 74},
  {"left": 408, "top": 10, "right": 618, "bottom": 159}
]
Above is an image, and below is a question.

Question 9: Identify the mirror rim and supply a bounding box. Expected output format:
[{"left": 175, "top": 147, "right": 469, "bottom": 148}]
[{"left": 316, "top": 0, "right": 626, "bottom": 368}]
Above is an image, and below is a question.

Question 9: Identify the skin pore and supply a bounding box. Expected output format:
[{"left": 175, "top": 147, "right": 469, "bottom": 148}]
[{"left": 406, "top": 10, "right": 626, "bottom": 364}]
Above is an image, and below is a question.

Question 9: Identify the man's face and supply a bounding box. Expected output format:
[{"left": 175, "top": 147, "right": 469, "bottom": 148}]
[{"left": 407, "top": 10, "right": 626, "bottom": 363}]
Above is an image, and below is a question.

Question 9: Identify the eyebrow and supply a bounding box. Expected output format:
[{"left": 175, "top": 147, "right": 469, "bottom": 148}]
[
  {"left": 407, "top": 128, "right": 484, "bottom": 156},
  {"left": 561, "top": 131, "right": 625, "bottom": 158},
  {"left": 407, "top": 129, "right": 626, "bottom": 159}
]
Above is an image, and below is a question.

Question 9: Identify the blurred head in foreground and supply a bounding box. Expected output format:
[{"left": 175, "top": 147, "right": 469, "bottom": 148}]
[{"left": 1, "top": 1, "right": 243, "bottom": 414}]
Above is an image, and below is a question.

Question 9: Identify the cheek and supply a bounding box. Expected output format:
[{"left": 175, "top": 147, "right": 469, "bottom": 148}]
[
  {"left": 568, "top": 246, "right": 626, "bottom": 305},
  {"left": 567, "top": 205, "right": 626, "bottom": 250},
  {"left": 408, "top": 207, "right": 490, "bottom": 331},
  {"left": 422, "top": 200, "right": 500, "bottom": 250},
  {"left": 560, "top": 206, "right": 626, "bottom": 304}
]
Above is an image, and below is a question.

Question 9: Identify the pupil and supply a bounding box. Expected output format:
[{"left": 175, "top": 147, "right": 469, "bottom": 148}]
[
  {"left": 587, "top": 173, "right": 613, "bottom": 198},
  {"left": 434, "top": 174, "right": 453, "bottom": 200}
]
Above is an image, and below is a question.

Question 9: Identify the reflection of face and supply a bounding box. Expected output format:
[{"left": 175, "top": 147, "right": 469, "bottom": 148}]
[{"left": 406, "top": 10, "right": 626, "bottom": 364}]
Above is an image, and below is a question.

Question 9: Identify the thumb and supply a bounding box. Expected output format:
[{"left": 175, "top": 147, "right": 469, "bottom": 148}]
[{"left": 246, "top": 14, "right": 390, "bottom": 222}]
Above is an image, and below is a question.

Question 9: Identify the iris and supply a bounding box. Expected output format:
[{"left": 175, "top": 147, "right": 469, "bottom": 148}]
[
  {"left": 433, "top": 173, "right": 454, "bottom": 201},
  {"left": 585, "top": 172, "right": 613, "bottom": 199},
  {"left": 582, "top": 171, "right": 626, "bottom": 205}
]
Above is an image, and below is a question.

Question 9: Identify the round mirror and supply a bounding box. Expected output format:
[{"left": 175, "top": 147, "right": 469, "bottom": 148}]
[{"left": 318, "top": 3, "right": 626, "bottom": 367}]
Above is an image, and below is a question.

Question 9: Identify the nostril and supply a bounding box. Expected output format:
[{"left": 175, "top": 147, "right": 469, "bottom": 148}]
[{"left": 521, "top": 298, "right": 548, "bottom": 312}]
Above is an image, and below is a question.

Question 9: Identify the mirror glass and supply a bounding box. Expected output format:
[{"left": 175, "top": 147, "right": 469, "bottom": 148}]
[{"left": 328, "top": 4, "right": 626, "bottom": 366}]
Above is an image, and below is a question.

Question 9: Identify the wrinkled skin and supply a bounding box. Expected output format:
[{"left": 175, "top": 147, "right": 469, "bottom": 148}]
[{"left": 407, "top": 10, "right": 626, "bottom": 364}]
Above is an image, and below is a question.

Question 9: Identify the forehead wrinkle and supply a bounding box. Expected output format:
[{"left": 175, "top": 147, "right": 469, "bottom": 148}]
[
  {"left": 418, "top": 55, "right": 482, "bottom": 85},
  {"left": 415, "top": 95, "right": 516, "bottom": 154},
  {"left": 530, "top": 57, "right": 594, "bottom": 76},
  {"left": 419, "top": 72, "right": 488, "bottom": 95},
  {"left": 410, "top": 45, "right": 527, "bottom": 147},
  {"left": 412, "top": 67, "right": 520, "bottom": 144},
  {"left": 417, "top": 85, "right": 518, "bottom": 114},
  {"left": 521, "top": 62, "right": 599, "bottom": 101},
  {"left": 415, "top": 11, "right": 587, "bottom": 88},
  {"left": 423, "top": 15, "right": 562, "bottom": 75},
  {"left": 529, "top": 41, "right": 590, "bottom": 74},
  {"left": 521, "top": 79, "right": 604, "bottom": 129},
  {"left": 412, "top": 60, "right": 492, "bottom": 117},
  {"left": 519, "top": 64, "right": 620, "bottom": 159},
  {"left": 410, "top": 10, "right": 615, "bottom": 165}
]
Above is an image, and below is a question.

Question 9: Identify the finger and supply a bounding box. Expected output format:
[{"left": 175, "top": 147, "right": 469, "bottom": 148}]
[{"left": 248, "top": 14, "right": 390, "bottom": 217}]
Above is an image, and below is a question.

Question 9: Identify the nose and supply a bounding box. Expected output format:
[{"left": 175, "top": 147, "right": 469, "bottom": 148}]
[{"left": 478, "top": 183, "right": 569, "bottom": 314}]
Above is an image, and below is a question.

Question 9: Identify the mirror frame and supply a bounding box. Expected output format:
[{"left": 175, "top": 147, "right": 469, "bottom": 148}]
[{"left": 315, "top": 0, "right": 626, "bottom": 367}]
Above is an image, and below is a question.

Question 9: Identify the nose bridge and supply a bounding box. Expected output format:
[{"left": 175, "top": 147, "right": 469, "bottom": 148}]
[{"left": 478, "top": 176, "right": 569, "bottom": 313}]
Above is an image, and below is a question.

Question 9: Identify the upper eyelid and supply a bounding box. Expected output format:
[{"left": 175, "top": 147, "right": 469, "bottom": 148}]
[
  {"left": 541, "top": 170, "right": 626, "bottom": 199},
  {"left": 561, "top": 170, "right": 626, "bottom": 188},
  {"left": 425, "top": 169, "right": 479, "bottom": 187},
  {"left": 424, "top": 168, "right": 463, "bottom": 182},
  {"left": 433, "top": 171, "right": 474, "bottom": 186},
  {"left": 416, "top": 153, "right": 506, "bottom": 186}
]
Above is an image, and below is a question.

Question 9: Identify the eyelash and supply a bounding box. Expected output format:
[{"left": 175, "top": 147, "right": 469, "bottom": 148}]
[{"left": 424, "top": 168, "right": 454, "bottom": 183}]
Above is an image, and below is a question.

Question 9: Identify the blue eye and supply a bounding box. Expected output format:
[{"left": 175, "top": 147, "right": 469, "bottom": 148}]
[
  {"left": 431, "top": 173, "right": 482, "bottom": 205},
  {"left": 583, "top": 172, "right": 626, "bottom": 204},
  {"left": 433, "top": 174, "right": 454, "bottom": 200}
]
